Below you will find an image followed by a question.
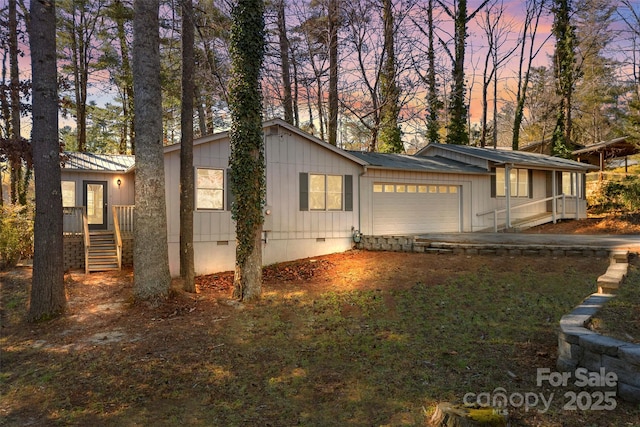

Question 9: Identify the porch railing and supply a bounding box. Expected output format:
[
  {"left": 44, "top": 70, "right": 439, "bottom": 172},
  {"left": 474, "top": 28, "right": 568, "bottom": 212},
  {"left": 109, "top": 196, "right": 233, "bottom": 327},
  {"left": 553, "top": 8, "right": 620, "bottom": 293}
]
[
  {"left": 113, "top": 205, "right": 135, "bottom": 236},
  {"left": 476, "top": 194, "right": 580, "bottom": 232},
  {"left": 63, "top": 206, "right": 84, "bottom": 235},
  {"left": 82, "top": 208, "right": 90, "bottom": 274},
  {"left": 112, "top": 206, "right": 123, "bottom": 270}
]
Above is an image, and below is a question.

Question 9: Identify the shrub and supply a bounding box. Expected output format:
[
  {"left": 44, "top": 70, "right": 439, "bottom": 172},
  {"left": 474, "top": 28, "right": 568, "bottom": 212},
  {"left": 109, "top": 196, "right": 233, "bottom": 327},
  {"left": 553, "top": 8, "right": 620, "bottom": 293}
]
[
  {"left": 588, "top": 175, "right": 640, "bottom": 214},
  {"left": 0, "top": 203, "right": 34, "bottom": 270}
]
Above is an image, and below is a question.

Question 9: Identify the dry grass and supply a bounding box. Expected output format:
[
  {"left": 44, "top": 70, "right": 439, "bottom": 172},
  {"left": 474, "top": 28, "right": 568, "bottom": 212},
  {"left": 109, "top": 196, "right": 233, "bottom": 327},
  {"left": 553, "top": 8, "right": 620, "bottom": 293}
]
[{"left": 2, "top": 251, "right": 640, "bottom": 426}]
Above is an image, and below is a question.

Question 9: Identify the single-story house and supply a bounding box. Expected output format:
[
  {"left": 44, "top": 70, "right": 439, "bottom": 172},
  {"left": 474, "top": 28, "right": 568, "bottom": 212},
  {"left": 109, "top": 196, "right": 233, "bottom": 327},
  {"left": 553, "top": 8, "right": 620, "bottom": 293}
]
[{"left": 61, "top": 119, "right": 596, "bottom": 276}]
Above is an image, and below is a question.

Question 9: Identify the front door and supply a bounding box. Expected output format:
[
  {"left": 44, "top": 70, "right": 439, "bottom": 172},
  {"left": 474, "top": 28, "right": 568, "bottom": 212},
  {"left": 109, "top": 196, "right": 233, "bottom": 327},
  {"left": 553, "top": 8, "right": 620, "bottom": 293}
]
[{"left": 83, "top": 181, "right": 107, "bottom": 230}]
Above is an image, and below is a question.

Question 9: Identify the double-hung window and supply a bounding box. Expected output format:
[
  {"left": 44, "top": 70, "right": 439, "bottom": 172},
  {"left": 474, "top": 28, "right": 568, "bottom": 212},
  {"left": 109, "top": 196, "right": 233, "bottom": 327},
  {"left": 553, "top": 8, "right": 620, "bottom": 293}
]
[
  {"left": 495, "top": 167, "right": 530, "bottom": 197},
  {"left": 310, "top": 174, "right": 343, "bottom": 210},
  {"left": 196, "top": 168, "right": 224, "bottom": 210},
  {"left": 300, "top": 172, "right": 353, "bottom": 211}
]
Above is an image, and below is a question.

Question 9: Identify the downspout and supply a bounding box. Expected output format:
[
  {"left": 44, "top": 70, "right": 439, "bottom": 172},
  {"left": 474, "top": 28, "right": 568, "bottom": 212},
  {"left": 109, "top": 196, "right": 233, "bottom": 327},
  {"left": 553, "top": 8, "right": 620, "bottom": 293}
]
[{"left": 358, "top": 165, "right": 367, "bottom": 234}]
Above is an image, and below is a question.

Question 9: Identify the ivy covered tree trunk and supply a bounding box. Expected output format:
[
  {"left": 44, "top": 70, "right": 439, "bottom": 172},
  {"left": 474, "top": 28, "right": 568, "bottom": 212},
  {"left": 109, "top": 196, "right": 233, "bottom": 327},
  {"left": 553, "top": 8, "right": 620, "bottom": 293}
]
[
  {"left": 132, "top": 0, "right": 171, "bottom": 302},
  {"left": 551, "top": 0, "right": 577, "bottom": 157},
  {"left": 445, "top": 0, "right": 470, "bottom": 145},
  {"left": 28, "top": 0, "right": 66, "bottom": 321},
  {"left": 378, "top": 0, "right": 403, "bottom": 153},
  {"left": 228, "top": 0, "right": 266, "bottom": 302},
  {"left": 426, "top": 0, "right": 442, "bottom": 144}
]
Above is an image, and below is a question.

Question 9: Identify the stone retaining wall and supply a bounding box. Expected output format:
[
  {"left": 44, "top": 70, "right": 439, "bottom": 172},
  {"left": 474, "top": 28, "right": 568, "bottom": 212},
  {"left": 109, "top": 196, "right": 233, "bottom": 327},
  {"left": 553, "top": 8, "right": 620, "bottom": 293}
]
[
  {"left": 557, "top": 252, "right": 640, "bottom": 403},
  {"left": 357, "top": 235, "right": 611, "bottom": 257}
]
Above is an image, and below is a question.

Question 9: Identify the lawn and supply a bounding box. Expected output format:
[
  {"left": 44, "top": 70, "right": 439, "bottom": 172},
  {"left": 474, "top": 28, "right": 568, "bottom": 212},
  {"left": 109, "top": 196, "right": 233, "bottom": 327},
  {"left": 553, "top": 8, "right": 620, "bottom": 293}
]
[{"left": 2, "top": 250, "right": 640, "bottom": 426}]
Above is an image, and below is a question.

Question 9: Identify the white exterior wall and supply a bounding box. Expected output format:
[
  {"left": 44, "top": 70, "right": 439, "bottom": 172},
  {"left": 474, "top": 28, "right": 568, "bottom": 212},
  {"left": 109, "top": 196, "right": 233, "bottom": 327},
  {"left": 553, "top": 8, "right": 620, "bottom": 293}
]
[
  {"left": 60, "top": 170, "right": 135, "bottom": 230},
  {"left": 164, "top": 125, "right": 363, "bottom": 277}
]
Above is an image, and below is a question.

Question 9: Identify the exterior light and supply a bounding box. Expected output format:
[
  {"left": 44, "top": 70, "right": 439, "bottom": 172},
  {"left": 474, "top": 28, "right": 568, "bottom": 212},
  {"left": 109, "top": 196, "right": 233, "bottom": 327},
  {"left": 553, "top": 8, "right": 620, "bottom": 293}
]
[{"left": 117, "top": 179, "right": 122, "bottom": 187}]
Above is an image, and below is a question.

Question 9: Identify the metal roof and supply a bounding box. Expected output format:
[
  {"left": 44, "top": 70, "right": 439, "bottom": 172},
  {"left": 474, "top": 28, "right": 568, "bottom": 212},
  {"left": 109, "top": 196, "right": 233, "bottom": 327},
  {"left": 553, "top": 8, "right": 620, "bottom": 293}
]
[
  {"left": 346, "top": 151, "right": 489, "bottom": 174},
  {"left": 572, "top": 136, "right": 637, "bottom": 156},
  {"left": 62, "top": 152, "right": 135, "bottom": 172},
  {"left": 417, "top": 143, "right": 597, "bottom": 171}
]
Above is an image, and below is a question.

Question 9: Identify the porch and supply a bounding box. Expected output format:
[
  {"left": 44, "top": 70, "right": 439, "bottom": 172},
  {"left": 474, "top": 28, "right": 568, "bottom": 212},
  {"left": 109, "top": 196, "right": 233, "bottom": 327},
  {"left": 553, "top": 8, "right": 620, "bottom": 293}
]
[
  {"left": 63, "top": 205, "right": 134, "bottom": 273},
  {"left": 476, "top": 194, "right": 587, "bottom": 232}
]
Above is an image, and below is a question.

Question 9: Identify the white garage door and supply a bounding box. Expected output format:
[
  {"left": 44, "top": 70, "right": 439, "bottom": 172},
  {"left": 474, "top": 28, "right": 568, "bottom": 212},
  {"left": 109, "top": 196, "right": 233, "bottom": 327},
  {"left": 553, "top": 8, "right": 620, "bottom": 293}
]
[{"left": 372, "top": 183, "right": 461, "bottom": 234}]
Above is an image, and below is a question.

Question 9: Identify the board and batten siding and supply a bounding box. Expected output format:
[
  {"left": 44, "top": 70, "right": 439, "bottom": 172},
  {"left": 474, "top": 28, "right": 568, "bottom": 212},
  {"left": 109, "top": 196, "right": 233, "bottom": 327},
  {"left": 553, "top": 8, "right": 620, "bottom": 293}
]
[
  {"left": 262, "top": 126, "right": 361, "bottom": 267},
  {"left": 163, "top": 125, "right": 363, "bottom": 277},
  {"left": 60, "top": 170, "right": 135, "bottom": 231}
]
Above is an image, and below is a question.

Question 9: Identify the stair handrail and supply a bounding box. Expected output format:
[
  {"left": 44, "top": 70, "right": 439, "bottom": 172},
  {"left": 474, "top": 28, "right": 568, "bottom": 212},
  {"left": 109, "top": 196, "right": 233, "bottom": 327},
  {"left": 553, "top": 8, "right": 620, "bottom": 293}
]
[
  {"left": 112, "top": 206, "right": 123, "bottom": 270},
  {"left": 476, "top": 194, "right": 570, "bottom": 232},
  {"left": 82, "top": 207, "right": 90, "bottom": 274}
]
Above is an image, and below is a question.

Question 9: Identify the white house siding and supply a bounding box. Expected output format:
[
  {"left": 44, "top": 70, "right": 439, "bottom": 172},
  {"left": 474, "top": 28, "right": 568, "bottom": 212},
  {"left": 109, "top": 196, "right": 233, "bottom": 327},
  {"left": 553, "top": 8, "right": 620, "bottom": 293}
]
[
  {"left": 262, "top": 126, "right": 361, "bottom": 268},
  {"left": 60, "top": 170, "right": 135, "bottom": 230},
  {"left": 163, "top": 124, "right": 363, "bottom": 277},
  {"left": 359, "top": 169, "right": 476, "bottom": 235}
]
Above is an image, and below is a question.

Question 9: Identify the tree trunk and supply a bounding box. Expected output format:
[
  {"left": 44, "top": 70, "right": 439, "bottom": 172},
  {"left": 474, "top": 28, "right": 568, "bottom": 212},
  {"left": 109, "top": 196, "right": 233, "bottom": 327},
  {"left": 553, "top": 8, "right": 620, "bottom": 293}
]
[
  {"left": 180, "top": 0, "right": 196, "bottom": 292},
  {"left": 277, "top": 0, "right": 294, "bottom": 124},
  {"left": 426, "top": 0, "right": 442, "bottom": 144},
  {"left": 28, "top": 0, "right": 66, "bottom": 321},
  {"left": 132, "top": 0, "right": 171, "bottom": 303},
  {"left": 378, "top": 0, "right": 403, "bottom": 153},
  {"left": 327, "top": 0, "right": 339, "bottom": 146},
  {"left": 228, "top": 0, "right": 266, "bottom": 302}
]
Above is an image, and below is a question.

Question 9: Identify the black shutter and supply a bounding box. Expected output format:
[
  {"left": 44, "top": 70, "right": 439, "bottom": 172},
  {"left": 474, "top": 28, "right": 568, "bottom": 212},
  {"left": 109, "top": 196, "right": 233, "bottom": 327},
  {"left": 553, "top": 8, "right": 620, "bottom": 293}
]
[
  {"left": 528, "top": 169, "right": 533, "bottom": 198},
  {"left": 226, "top": 169, "right": 235, "bottom": 211},
  {"left": 299, "top": 172, "right": 309, "bottom": 211},
  {"left": 490, "top": 167, "right": 496, "bottom": 198},
  {"left": 344, "top": 175, "right": 353, "bottom": 211}
]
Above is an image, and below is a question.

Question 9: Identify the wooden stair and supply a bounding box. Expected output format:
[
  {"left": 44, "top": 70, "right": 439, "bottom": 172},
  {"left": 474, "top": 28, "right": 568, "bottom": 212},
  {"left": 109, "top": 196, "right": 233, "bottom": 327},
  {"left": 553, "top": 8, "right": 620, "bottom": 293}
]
[{"left": 87, "top": 231, "right": 120, "bottom": 272}]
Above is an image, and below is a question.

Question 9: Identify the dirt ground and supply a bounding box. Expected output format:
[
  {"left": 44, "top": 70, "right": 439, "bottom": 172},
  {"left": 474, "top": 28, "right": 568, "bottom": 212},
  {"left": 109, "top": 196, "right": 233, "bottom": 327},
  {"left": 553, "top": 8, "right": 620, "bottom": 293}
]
[{"left": 2, "top": 214, "right": 639, "bottom": 426}]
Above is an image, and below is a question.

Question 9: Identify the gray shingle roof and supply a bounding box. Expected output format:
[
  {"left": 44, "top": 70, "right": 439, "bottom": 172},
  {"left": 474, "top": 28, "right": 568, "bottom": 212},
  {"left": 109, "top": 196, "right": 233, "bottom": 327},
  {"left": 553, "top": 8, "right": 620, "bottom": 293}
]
[
  {"left": 62, "top": 152, "right": 135, "bottom": 172},
  {"left": 346, "top": 151, "right": 489, "bottom": 174},
  {"left": 418, "top": 143, "right": 597, "bottom": 171}
]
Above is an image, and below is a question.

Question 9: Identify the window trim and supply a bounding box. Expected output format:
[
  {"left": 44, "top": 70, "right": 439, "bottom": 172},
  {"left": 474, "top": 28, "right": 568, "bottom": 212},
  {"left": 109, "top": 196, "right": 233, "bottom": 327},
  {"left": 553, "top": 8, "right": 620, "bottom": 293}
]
[
  {"left": 299, "top": 172, "right": 352, "bottom": 212},
  {"left": 494, "top": 167, "right": 530, "bottom": 198},
  {"left": 61, "top": 180, "right": 76, "bottom": 208},
  {"left": 196, "top": 167, "right": 225, "bottom": 211},
  {"left": 310, "top": 173, "right": 343, "bottom": 211}
]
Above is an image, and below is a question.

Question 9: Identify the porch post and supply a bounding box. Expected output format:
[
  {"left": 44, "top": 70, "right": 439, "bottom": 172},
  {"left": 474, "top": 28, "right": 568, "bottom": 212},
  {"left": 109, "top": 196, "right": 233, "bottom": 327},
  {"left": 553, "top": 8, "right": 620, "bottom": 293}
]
[
  {"left": 505, "top": 164, "right": 511, "bottom": 229},
  {"left": 575, "top": 172, "right": 579, "bottom": 219},
  {"left": 552, "top": 170, "right": 557, "bottom": 223}
]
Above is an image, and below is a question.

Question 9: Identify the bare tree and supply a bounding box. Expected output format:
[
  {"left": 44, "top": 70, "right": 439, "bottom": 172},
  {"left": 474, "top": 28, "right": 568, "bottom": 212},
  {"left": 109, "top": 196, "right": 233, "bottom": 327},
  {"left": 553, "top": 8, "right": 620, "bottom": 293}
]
[
  {"left": 57, "top": 0, "right": 108, "bottom": 152},
  {"left": 436, "top": 0, "right": 490, "bottom": 144},
  {"left": 276, "top": 0, "right": 294, "bottom": 124},
  {"left": 477, "top": 0, "right": 518, "bottom": 147},
  {"left": 28, "top": 0, "right": 66, "bottom": 321},
  {"left": 511, "top": 0, "right": 549, "bottom": 150},
  {"left": 327, "top": 0, "right": 339, "bottom": 145}
]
